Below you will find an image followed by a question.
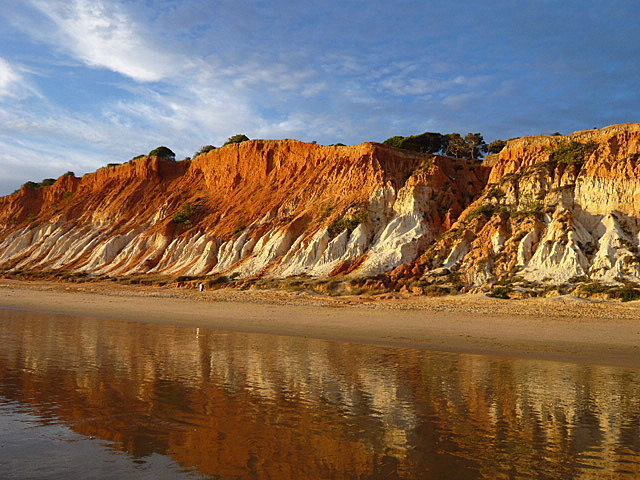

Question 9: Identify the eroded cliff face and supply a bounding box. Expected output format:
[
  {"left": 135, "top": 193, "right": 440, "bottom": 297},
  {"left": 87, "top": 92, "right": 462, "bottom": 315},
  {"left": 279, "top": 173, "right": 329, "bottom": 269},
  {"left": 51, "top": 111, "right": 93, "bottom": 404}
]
[
  {"left": 4, "top": 124, "right": 640, "bottom": 289},
  {"left": 395, "top": 123, "right": 640, "bottom": 289},
  {"left": 0, "top": 140, "right": 488, "bottom": 278}
]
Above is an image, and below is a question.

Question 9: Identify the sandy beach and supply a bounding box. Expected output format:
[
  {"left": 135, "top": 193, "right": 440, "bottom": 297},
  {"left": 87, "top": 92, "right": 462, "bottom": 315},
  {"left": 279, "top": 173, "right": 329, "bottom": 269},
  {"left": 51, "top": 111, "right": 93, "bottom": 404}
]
[{"left": 1, "top": 279, "right": 639, "bottom": 368}]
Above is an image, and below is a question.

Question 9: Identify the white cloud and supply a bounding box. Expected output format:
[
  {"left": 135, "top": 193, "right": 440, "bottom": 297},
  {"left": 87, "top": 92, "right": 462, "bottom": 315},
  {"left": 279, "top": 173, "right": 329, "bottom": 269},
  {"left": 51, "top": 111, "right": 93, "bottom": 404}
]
[
  {"left": 0, "top": 134, "right": 115, "bottom": 195},
  {"left": 221, "top": 62, "right": 317, "bottom": 93},
  {"left": 0, "top": 58, "right": 24, "bottom": 98},
  {"left": 0, "top": 57, "right": 43, "bottom": 101},
  {"left": 5, "top": 1, "right": 380, "bottom": 147},
  {"left": 28, "top": 0, "right": 177, "bottom": 82},
  {"left": 3, "top": 1, "right": 314, "bottom": 151}
]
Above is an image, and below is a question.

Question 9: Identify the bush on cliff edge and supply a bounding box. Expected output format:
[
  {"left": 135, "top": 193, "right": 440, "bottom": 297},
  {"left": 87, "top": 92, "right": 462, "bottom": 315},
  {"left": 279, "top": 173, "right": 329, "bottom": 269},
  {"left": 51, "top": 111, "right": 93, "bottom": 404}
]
[
  {"left": 223, "top": 134, "right": 250, "bottom": 146},
  {"left": 148, "top": 146, "right": 176, "bottom": 160}
]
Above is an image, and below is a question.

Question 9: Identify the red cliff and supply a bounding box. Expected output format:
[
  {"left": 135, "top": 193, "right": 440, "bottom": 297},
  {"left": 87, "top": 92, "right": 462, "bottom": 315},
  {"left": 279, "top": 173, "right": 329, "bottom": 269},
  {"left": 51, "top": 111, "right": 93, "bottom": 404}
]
[{"left": 0, "top": 140, "right": 488, "bottom": 278}]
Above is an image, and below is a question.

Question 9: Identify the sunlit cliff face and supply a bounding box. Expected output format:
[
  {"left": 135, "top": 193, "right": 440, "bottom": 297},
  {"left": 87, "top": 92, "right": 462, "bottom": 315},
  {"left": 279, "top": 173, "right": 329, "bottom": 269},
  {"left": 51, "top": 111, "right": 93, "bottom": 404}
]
[
  {"left": 0, "top": 139, "right": 487, "bottom": 279},
  {"left": 2, "top": 124, "right": 640, "bottom": 289},
  {"left": 396, "top": 123, "right": 640, "bottom": 287},
  {"left": 1, "top": 311, "right": 639, "bottom": 479}
]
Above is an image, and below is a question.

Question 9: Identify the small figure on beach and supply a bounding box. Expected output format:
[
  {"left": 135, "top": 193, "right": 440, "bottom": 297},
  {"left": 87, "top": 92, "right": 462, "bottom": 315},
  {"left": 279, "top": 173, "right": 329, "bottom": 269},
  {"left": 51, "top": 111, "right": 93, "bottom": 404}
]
[{"left": 198, "top": 283, "right": 204, "bottom": 292}]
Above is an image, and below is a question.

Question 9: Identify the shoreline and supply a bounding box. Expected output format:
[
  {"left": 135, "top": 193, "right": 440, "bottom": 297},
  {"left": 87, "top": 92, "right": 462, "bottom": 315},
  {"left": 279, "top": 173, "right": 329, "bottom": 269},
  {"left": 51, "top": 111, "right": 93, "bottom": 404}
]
[{"left": 1, "top": 279, "right": 640, "bottom": 368}]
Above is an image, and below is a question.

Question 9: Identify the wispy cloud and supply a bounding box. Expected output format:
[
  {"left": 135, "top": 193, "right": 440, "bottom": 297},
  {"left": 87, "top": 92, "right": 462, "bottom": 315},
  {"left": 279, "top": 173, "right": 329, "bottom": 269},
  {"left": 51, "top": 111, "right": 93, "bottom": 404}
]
[
  {"left": 0, "top": 58, "right": 23, "bottom": 98},
  {"left": 0, "top": 132, "right": 115, "bottom": 196},
  {"left": 0, "top": 58, "right": 41, "bottom": 100},
  {"left": 28, "top": 0, "right": 178, "bottom": 82}
]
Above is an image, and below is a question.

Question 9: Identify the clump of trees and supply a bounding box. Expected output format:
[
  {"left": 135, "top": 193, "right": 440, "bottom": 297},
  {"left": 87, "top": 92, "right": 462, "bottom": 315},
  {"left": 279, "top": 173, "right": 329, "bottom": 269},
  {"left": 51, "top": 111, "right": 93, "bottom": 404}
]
[
  {"left": 223, "top": 134, "right": 250, "bottom": 146},
  {"left": 22, "top": 178, "right": 56, "bottom": 189},
  {"left": 487, "top": 139, "right": 507, "bottom": 154},
  {"left": 383, "top": 131, "right": 508, "bottom": 159},
  {"left": 383, "top": 132, "right": 444, "bottom": 154},
  {"left": 443, "top": 133, "right": 487, "bottom": 159}
]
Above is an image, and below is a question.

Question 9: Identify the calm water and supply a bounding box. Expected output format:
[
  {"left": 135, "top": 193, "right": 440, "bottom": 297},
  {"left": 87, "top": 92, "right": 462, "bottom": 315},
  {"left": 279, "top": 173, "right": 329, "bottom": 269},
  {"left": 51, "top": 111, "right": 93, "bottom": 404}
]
[{"left": 0, "top": 309, "right": 639, "bottom": 479}]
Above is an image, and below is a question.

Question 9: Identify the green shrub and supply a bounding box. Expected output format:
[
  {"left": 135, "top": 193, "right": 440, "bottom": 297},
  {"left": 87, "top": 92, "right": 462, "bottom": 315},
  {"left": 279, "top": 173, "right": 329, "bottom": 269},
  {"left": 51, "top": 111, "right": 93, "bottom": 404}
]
[
  {"left": 148, "top": 146, "right": 176, "bottom": 160},
  {"left": 194, "top": 145, "right": 216, "bottom": 157},
  {"left": 510, "top": 203, "right": 542, "bottom": 219},
  {"left": 577, "top": 282, "right": 640, "bottom": 302},
  {"left": 206, "top": 275, "right": 229, "bottom": 287},
  {"left": 612, "top": 286, "right": 640, "bottom": 302},
  {"left": 486, "top": 186, "right": 505, "bottom": 200},
  {"left": 23, "top": 178, "right": 56, "bottom": 189},
  {"left": 578, "top": 282, "right": 610, "bottom": 295},
  {"left": 467, "top": 203, "right": 495, "bottom": 220},
  {"left": 40, "top": 178, "right": 56, "bottom": 187},
  {"left": 173, "top": 203, "right": 194, "bottom": 224},
  {"left": 383, "top": 132, "right": 444, "bottom": 154},
  {"left": 328, "top": 210, "right": 368, "bottom": 238},
  {"left": 423, "top": 285, "right": 450, "bottom": 296},
  {"left": 175, "top": 275, "right": 199, "bottom": 282},
  {"left": 224, "top": 134, "right": 250, "bottom": 146},
  {"left": 487, "top": 285, "right": 512, "bottom": 299},
  {"left": 548, "top": 140, "right": 597, "bottom": 166}
]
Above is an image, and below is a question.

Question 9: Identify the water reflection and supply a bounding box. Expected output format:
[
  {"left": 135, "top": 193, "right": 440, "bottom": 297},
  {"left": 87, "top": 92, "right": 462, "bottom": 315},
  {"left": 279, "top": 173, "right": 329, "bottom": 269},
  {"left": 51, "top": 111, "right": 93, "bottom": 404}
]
[{"left": 0, "top": 308, "right": 639, "bottom": 479}]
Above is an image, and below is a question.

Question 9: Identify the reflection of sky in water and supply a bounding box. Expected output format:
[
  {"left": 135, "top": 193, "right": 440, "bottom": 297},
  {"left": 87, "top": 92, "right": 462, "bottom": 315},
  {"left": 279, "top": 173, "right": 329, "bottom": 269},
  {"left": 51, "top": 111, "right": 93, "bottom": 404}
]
[
  {"left": 0, "top": 403, "right": 206, "bottom": 480},
  {"left": 0, "top": 308, "right": 639, "bottom": 479}
]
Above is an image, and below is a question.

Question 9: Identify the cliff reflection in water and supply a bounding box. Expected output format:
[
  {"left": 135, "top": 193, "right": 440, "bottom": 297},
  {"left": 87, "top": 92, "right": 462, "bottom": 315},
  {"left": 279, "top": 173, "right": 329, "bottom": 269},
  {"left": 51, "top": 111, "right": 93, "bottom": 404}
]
[{"left": 1, "top": 309, "right": 639, "bottom": 479}]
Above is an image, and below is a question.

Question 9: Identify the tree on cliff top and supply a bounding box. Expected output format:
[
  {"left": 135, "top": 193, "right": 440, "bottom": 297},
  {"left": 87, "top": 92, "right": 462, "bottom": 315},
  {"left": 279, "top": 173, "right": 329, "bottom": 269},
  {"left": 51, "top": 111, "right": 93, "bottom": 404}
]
[
  {"left": 464, "top": 133, "right": 487, "bottom": 160},
  {"left": 383, "top": 132, "right": 444, "bottom": 154},
  {"left": 223, "top": 134, "right": 250, "bottom": 146},
  {"left": 148, "top": 146, "right": 175, "bottom": 160},
  {"left": 487, "top": 139, "right": 507, "bottom": 154},
  {"left": 383, "top": 131, "right": 490, "bottom": 159},
  {"left": 442, "top": 133, "right": 487, "bottom": 160}
]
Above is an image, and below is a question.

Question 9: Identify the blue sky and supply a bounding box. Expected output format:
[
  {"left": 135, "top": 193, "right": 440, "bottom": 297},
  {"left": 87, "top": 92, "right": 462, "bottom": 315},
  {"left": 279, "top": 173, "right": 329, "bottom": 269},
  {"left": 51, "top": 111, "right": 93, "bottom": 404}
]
[{"left": 1, "top": 0, "right": 639, "bottom": 195}]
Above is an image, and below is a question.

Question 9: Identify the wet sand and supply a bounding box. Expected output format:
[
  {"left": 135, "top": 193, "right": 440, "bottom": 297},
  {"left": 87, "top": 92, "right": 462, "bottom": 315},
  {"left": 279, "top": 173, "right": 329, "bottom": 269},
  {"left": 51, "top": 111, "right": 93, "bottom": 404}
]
[{"left": 1, "top": 279, "right": 639, "bottom": 368}]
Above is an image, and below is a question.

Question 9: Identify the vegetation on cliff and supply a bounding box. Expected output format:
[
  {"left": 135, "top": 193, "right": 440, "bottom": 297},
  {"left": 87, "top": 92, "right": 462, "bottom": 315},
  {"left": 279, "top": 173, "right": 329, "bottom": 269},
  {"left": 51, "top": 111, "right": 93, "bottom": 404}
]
[
  {"left": 547, "top": 140, "right": 597, "bottom": 166},
  {"left": 193, "top": 145, "right": 216, "bottom": 158},
  {"left": 223, "top": 134, "right": 250, "bottom": 146},
  {"left": 148, "top": 146, "right": 176, "bottom": 160},
  {"left": 383, "top": 130, "right": 499, "bottom": 159}
]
